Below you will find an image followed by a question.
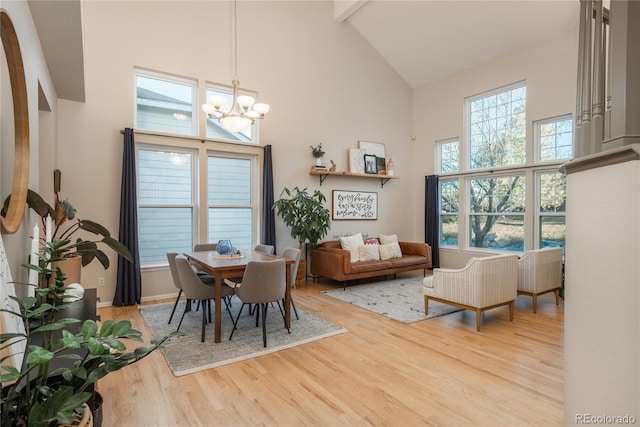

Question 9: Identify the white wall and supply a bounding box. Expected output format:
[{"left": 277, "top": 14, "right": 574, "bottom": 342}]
[
  {"left": 55, "top": 1, "right": 413, "bottom": 303},
  {"left": 563, "top": 147, "right": 640, "bottom": 424},
  {"left": 409, "top": 29, "right": 579, "bottom": 268},
  {"left": 0, "top": 1, "right": 57, "bottom": 292}
]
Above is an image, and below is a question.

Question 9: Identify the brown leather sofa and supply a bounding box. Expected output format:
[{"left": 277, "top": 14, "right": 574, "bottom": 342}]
[{"left": 310, "top": 240, "right": 432, "bottom": 285}]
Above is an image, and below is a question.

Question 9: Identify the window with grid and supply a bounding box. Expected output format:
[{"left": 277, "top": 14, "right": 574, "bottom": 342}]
[
  {"left": 437, "top": 138, "right": 459, "bottom": 173},
  {"left": 468, "top": 175, "right": 525, "bottom": 251},
  {"left": 207, "top": 155, "right": 255, "bottom": 253},
  {"left": 135, "top": 72, "right": 197, "bottom": 137},
  {"left": 536, "top": 115, "right": 573, "bottom": 162},
  {"left": 537, "top": 171, "right": 566, "bottom": 252},
  {"left": 440, "top": 179, "right": 459, "bottom": 247},
  {"left": 468, "top": 83, "right": 526, "bottom": 169},
  {"left": 137, "top": 147, "right": 195, "bottom": 263}
]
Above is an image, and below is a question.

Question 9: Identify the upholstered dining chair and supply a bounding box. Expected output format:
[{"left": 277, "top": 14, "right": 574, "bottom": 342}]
[
  {"left": 254, "top": 244, "right": 275, "bottom": 255},
  {"left": 517, "top": 247, "right": 563, "bottom": 313},
  {"left": 166, "top": 252, "right": 183, "bottom": 325},
  {"left": 174, "top": 255, "right": 235, "bottom": 342},
  {"left": 228, "top": 259, "right": 288, "bottom": 347},
  {"left": 423, "top": 254, "right": 519, "bottom": 332},
  {"left": 281, "top": 247, "right": 301, "bottom": 320},
  {"left": 192, "top": 243, "right": 217, "bottom": 283}
]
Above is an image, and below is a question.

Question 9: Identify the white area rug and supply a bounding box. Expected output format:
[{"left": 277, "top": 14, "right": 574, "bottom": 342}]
[
  {"left": 140, "top": 297, "right": 346, "bottom": 376},
  {"left": 322, "top": 276, "right": 462, "bottom": 323}
]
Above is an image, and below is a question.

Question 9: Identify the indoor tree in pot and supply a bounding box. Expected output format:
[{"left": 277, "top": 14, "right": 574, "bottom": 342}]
[
  {"left": 0, "top": 238, "right": 173, "bottom": 427},
  {"left": 273, "top": 187, "right": 331, "bottom": 279}
]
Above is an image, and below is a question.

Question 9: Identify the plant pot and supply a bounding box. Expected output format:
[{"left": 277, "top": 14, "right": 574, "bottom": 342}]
[
  {"left": 51, "top": 255, "right": 82, "bottom": 285},
  {"left": 296, "top": 259, "right": 306, "bottom": 282}
]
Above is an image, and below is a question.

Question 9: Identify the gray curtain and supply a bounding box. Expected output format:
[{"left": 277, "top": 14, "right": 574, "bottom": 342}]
[
  {"left": 261, "top": 145, "right": 276, "bottom": 252},
  {"left": 425, "top": 175, "right": 440, "bottom": 268},
  {"left": 114, "top": 128, "right": 141, "bottom": 306}
]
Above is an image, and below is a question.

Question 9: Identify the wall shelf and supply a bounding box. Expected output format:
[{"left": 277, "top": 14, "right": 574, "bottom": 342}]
[{"left": 309, "top": 169, "right": 399, "bottom": 188}]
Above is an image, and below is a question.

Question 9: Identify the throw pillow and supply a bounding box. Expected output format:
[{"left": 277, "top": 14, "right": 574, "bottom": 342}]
[
  {"left": 379, "top": 242, "right": 402, "bottom": 260},
  {"left": 339, "top": 233, "right": 364, "bottom": 262},
  {"left": 379, "top": 233, "right": 399, "bottom": 245},
  {"left": 359, "top": 244, "right": 380, "bottom": 261},
  {"left": 363, "top": 237, "right": 380, "bottom": 245}
]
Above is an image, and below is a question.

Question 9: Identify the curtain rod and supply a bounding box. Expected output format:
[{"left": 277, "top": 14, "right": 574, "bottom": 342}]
[{"left": 119, "top": 128, "right": 268, "bottom": 149}]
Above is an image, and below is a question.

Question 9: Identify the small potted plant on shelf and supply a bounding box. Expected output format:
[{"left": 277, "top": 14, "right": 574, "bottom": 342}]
[
  {"left": 310, "top": 143, "right": 325, "bottom": 168},
  {"left": 0, "top": 238, "right": 174, "bottom": 427},
  {"left": 273, "top": 187, "right": 331, "bottom": 279}
]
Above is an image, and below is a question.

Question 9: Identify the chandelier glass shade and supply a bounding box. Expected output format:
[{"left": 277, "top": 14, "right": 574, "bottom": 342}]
[{"left": 202, "top": 1, "right": 269, "bottom": 133}]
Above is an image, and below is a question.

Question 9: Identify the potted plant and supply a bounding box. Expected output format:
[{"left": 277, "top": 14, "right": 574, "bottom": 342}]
[
  {"left": 2, "top": 188, "right": 132, "bottom": 284},
  {"left": 0, "top": 238, "right": 173, "bottom": 427},
  {"left": 309, "top": 143, "right": 325, "bottom": 167},
  {"left": 273, "top": 187, "right": 331, "bottom": 279}
]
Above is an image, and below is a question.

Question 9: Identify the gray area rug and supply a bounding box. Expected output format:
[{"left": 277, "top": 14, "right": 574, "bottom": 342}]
[
  {"left": 323, "top": 276, "right": 462, "bottom": 323},
  {"left": 140, "top": 298, "right": 346, "bottom": 376}
]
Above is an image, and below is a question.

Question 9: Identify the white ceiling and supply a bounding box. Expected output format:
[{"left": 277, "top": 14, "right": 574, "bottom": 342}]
[
  {"left": 341, "top": 0, "right": 580, "bottom": 88},
  {"left": 27, "top": 0, "right": 581, "bottom": 102}
]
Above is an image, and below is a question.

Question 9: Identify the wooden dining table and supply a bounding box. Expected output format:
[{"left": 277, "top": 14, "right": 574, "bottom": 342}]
[{"left": 183, "top": 250, "right": 294, "bottom": 343}]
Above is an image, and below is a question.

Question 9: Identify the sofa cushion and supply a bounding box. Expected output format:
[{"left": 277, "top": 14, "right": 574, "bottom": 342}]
[
  {"left": 379, "top": 242, "right": 402, "bottom": 260},
  {"left": 359, "top": 244, "right": 380, "bottom": 261},
  {"left": 389, "top": 254, "right": 427, "bottom": 269},
  {"left": 340, "top": 233, "right": 364, "bottom": 262},
  {"left": 379, "top": 233, "right": 399, "bottom": 245},
  {"left": 349, "top": 259, "right": 392, "bottom": 273}
]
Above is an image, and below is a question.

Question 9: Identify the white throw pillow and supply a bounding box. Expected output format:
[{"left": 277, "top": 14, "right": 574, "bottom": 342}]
[
  {"left": 379, "top": 233, "right": 399, "bottom": 245},
  {"left": 358, "top": 244, "right": 380, "bottom": 261},
  {"left": 379, "top": 242, "right": 402, "bottom": 260},
  {"left": 339, "top": 233, "right": 364, "bottom": 262}
]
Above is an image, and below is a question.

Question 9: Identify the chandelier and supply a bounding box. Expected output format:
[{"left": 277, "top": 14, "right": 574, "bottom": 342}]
[{"left": 202, "top": 0, "right": 270, "bottom": 133}]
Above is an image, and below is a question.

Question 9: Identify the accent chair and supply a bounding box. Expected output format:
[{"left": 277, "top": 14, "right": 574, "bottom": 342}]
[{"left": 517, "top": 247, "right": 563, "bottom": 313}]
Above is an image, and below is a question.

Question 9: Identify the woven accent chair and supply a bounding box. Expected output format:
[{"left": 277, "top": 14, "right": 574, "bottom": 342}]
[
  {"left": 254, "top": 244, "right": 275, "bottom": 255},
  {"left": 229, "top": 259, "right": 288, "bottom": 347},
  {"left": 281, "top": 247, "right": 301, "bottom": 320},
  {"left": 517, "top": 247, "right": 563, "bottom": 313},
  {"left": 423, "top": 254, "right": 519, "bottom": 332},
  {"left": 174, "top": 255, "right": 235, "bottom": 342}
]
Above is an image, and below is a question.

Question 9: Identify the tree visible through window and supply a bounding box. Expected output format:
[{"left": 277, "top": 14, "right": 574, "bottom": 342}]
[{"left": 440, "top": 179, "right": 459, "bottom": 246}]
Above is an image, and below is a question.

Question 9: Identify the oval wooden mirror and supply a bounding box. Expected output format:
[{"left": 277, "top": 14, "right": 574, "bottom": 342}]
[{"left": 1, "top": 10, "right": 30, "bottom": 234}]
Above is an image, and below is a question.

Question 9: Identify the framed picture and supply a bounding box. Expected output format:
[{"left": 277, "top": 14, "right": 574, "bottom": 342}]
[
  {"left": 358, "top": 140, "right": 386, "bottom": 158},
  {"left": 332, "top": 190, "right": 378, "bottom": 220},
  {"left": 349, "top": 148, "right": 366, "bottom": 173},
  {"left": 376, "top": 156, "right": 386, "bottom": 175},
  {"left": 364, "top": 154, "right": 377, "bottom": 174}
]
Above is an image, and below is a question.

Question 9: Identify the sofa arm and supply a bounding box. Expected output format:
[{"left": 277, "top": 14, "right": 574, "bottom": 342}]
[
  {"left": 310, "top": 246, "right": 352, "bottom": 278},
  {"left": 399, "top": 242, "right": 432, "bottom": 262}
]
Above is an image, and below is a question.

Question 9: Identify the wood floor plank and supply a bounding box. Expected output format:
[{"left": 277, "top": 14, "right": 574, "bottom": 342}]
[{"left": 97, "top": 272, "right": 564, "bottom": 426}]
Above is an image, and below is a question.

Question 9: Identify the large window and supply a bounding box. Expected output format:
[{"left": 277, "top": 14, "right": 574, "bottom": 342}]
[
  {"left": 440, "top": 179, "right": 459, "bottom": 247},
  {"left": 468, "top": 83, "right": 526, "bottom": 169},
  {"left": 207, "top": 155, "right": 255, "bottom": 252},
  {"left": 135, "top": 72, "right": 197, "bottom": 136},
  {"left": 537, "top": 171, "right": 566, "bottom": 251},
  {"left": 137, "top": 147, "right": 195, "bottom": 263},
  {"left": 468, "top": 175, "right": 525, "bottom": 251},
  {"left": 436, "top": 82, "right": 571, "bottom": 253}
]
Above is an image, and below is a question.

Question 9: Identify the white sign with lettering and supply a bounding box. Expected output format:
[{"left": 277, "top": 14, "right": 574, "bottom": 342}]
[{"left": 332, "top": 190, "right": 378, "bottom": 220}]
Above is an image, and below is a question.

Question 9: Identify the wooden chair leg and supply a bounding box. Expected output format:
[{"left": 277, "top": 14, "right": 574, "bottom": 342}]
[
  {"left": 532, "top": 294, "right": 538, "bottom": 314},
  {"left": 509, "top": 300, "right": 515, "bottom": 321},
  {"left": 476, "top": 308, "right": 482, "bottom": 332},
  {"left": 555, "top": 289, "right": 560, "bottom": 305},
  {"left": 424, "top": 295, "right": 430, "bottom": 315}
]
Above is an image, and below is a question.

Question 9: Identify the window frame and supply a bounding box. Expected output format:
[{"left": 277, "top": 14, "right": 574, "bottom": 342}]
[
  {"left": 436, "top": 138, "right": 460, "bottom": 174},
  {"left": 534, "top": 114, "right": 574, "bottom": 164},
  {"left": 134, "top": 69, "right": 199, "bottom": 137}
]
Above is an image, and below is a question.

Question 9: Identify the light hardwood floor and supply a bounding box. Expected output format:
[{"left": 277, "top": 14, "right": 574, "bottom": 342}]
[{"left": 97, "top": 272, "right": 563, "bottom": 426}]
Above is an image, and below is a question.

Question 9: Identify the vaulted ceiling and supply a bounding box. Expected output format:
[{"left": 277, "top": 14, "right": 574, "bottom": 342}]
[{"left": 27, "top": 0, "right": 580, "bottom": 102}]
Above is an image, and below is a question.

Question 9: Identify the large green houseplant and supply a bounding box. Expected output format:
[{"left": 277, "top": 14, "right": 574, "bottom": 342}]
[
  {"left": 0, "top": 238, "right": 172, "bottom": 427},
  {"left": 273, "top": 186, "right": 331, "bottom": 250},
  {"left": 2, "top": 189, "right": 132, "bottom": 269}
]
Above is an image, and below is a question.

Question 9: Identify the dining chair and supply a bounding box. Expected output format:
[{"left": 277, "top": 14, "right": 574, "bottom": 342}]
[
  {"left": 281, "top": 247, "right": 301, "bottom": 320},
  {"left": 228, "top": 259, "right": 288, "bottom": 347},
  {"left": 254, "top": 244, "right": 275, "bottom": 255},
  {"left": 166, "top": 252, "right": 183, "bottom": 325},
  {"left": 192, "top": 243, "right": 217, "bottom": 283},
  {"left": 174, "top": 255, "right": 236, "bottom": 342}
]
